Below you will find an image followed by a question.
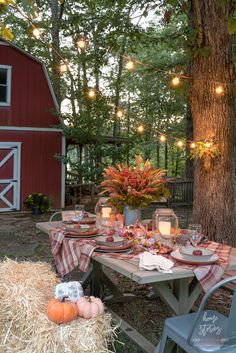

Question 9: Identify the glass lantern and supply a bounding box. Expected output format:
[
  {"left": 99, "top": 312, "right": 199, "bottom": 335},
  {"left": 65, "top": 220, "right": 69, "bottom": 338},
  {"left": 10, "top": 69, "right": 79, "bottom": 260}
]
[
  {"left": 94, "top": 197, "right": 115, "bottom": 229},
  {"left": 153, "top": 208, "right": 178, "bottom": 246}
]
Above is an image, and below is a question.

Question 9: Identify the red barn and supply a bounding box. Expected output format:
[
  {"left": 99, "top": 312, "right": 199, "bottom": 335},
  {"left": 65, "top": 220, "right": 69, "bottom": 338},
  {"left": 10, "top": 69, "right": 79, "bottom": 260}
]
[{"left": 0, "top": 37, "right": 65, "bottom": 212}]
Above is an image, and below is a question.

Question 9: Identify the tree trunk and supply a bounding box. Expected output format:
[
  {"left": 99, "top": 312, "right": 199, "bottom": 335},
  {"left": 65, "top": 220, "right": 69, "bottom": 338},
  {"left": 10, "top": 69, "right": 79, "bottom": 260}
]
[
  {"left": 50, "top": 0, "right": 61, "bottom": 105},
  {"left": 164, "top": 141, "right": 168, "bottom": 171},
  {"left": 190, "top": 0, "right": 236, "bottom": 245},
  {"left": 113, "top": 37, "right": 126, "bottom": 137},
  {"left": 185, "top": 104, "right": 194, "bottom": 179}
]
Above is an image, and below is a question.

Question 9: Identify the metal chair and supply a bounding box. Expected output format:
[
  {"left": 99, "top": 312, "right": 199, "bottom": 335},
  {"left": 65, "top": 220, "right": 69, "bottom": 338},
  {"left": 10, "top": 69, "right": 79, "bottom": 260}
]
[
  {"left": 157, "top": 276, "right": 236, "bottom": 353},
  {"left": 49, "top": 211, "right": 62, "bottom": 222}
]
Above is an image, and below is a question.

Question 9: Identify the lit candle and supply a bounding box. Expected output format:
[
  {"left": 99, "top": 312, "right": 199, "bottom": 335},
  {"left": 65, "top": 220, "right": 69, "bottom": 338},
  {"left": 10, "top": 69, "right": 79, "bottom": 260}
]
[
  {"left": 159, "top": 221, "right": 171, "bottom": 236},
  {"left": 102, "top": 207, "right": 112, "bottom": 218}
]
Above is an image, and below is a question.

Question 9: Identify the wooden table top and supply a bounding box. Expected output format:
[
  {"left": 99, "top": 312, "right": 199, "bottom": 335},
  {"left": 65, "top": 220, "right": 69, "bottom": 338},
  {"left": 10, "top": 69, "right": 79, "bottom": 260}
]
[{"left": 36, "top": 220, "right": 236, "bottom": 285}]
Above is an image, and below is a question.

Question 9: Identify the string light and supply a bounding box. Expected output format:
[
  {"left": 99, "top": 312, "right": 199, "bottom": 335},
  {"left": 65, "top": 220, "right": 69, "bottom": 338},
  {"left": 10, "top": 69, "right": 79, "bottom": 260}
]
[
  {"left": 125, "top": 59, "right": 135, "bottom": 71},
  {"left": 32, "top": 27, "right": 41, "bottom": 39},
  {"left": 137, "top": 125, "right": 144, "bottom": 133},
  {"left": 88, "top": 88, "right": 96, "bottom": 99},
  {"left": 9, "top": 4, "right": 222, "bottom": 157},
  {"left": 76, "top": 37, "right": 87, "bottom": 50},
  {"left": 177, "top": 140, "right": 183, "bottom": 148},
  {"left": 215, "top": 85, "right": 224, "bottom": 95},
  {"left": 171, "top": 76, "right": 180, "bottom": 86},
  {"left": 160, "top": 134, "right": 166, "bottom": 142},
  {"left": 116, "top": 109, "right": 124, "bottom": 118},
  {"left": 59, "top": 61, "right": 69, "bottom": 74}
]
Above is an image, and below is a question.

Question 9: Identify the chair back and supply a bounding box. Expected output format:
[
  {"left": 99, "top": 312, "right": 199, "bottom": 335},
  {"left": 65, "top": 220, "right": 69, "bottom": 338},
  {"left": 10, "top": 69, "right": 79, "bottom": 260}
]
[
  {"left": 227, "top": 286, "right": 236, "bottom": 344},
  {"left": 187, "top": 276, "right": 236, "bottom": 348}
]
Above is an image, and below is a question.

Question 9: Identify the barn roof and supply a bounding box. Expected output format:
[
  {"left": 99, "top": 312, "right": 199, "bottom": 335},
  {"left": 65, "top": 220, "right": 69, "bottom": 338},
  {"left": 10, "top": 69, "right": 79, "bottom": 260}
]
[{"left": 0, "top": 37, "right": 59, "bottom": 113}]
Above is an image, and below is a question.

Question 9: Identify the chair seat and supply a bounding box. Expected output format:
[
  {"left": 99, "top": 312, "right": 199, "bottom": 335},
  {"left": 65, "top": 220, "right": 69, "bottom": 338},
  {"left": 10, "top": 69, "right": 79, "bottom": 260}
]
[
  {"left": 165, "top": 310, "right": 229, "bottom": 352},
  {"left": 165, "top": 312, "right": 197, "bottom": 339}
]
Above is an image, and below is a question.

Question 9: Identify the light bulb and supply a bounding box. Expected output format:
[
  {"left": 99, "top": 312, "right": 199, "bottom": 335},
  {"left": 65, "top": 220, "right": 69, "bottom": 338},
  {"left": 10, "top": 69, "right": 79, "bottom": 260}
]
[
  {"left": 160, "top": 135, "right": 166, "bottom": 142},
  {"left": 171, "top": 76, "right": 180, "bottom": 86},
  {"left": 177, "top": 140, "right": 183, "bottom": 148},
  {"left": 59, "top": 61, "right": 69, "bottom": 73},
  {"left": 32, "top": 27, "right": 41, "bottom": 39},
  {"left": 116, "top": 109, "right": 123, "bottom": 118},
  {"left": 88, "top": 89, "right": 96, "bottom": 99},
  {"left": 125, "top": 59, "right": 135, "bottom": 71},
  {"left": 76, "top": 38, "right": 86, "bottom": 49},
  {"left": 137, "top": 125, "right": 144, "bottom": 133},
  {"left": 190, "top": 142, "right": 196, "bottom": 148},
  {"left": 215, "top": 85, "right": 223, "bottom": 95},
  {"left": 205, "top": 142, "right": 211, "bottom": 148}
]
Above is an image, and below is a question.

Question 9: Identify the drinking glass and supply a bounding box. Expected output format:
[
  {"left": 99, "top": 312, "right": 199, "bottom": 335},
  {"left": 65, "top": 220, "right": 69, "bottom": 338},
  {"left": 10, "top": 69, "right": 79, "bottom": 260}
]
[
  {"left": 188, "top": 224, "right": 202, "bottom": 234},
  {"left": 188, "top": 224, "right": 202, "bottom": 247},
  {"left": 189, "top": 231, "right": 202, "bottom": 247},
  {"left": 74, "top": 204, "right": 85, "bottom": 221}
]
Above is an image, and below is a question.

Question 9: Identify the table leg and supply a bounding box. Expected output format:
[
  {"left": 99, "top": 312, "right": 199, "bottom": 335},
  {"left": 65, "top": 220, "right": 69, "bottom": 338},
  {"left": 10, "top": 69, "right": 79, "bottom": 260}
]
[
  {"left": 91, "top": 261, "right": 104, "bottom": 298},
  {"left": 152, "top": 277, "right": 202, "bottom": 315}
]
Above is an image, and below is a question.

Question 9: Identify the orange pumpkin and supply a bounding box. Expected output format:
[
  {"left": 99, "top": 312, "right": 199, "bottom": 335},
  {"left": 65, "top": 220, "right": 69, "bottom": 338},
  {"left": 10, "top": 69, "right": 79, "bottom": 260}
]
[
  {"left": 46, "top": 296, "right": 78, "bottom": 324},
  {"left": 77, "top": 296, "right": 104, "bottom": 319}
]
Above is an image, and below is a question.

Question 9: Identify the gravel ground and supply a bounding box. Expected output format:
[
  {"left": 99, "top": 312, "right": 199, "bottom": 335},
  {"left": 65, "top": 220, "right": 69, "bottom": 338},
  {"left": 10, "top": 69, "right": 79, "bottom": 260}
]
[{"left": 0, "top": 210, "right": 233, "bottom": 353}]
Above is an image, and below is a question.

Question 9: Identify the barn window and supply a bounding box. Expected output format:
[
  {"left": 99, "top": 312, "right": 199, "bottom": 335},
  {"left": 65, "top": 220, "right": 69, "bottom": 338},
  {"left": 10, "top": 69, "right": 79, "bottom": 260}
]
[{"left": 0, "top": 65, "right": 12, "bottom": 106}]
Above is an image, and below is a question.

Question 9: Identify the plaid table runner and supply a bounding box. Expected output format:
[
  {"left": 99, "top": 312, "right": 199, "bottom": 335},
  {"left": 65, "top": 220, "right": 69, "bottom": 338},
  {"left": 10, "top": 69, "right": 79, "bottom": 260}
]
[{"left": 49, "top": 228, "right": 231, "bottom": 292}]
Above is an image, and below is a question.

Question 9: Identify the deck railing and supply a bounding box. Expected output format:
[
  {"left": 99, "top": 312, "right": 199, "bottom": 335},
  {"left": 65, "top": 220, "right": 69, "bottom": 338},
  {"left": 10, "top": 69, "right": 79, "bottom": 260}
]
[{"left": 166, "top": 178, "right": 193, "bottom": 206}]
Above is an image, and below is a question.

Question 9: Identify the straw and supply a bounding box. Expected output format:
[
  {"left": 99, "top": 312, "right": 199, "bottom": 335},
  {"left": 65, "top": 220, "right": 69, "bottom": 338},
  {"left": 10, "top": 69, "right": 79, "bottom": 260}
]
[{"left": 0, "top": 259, "right": 115, "bottom": 353}]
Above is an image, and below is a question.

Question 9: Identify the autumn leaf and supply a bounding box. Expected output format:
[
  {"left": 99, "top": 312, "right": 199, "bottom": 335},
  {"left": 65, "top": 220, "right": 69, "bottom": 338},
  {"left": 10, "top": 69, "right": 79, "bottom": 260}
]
[
  {"left": 0, "top": 0, "right": 14, "bottom": 4},
  {"left": 0, "top": 26, "right": 14, "bottom": 40}
]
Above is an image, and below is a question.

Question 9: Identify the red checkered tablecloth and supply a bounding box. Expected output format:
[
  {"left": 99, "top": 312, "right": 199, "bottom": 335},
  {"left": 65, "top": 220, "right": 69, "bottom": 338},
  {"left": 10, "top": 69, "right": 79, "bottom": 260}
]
[{"left": 49, "top": 228, "right": 231, "bottom": 292}]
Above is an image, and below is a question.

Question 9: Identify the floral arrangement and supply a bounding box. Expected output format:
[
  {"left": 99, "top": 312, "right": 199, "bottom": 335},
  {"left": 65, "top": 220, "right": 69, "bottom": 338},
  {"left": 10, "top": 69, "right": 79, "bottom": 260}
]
[
  {"left": 100, "top": 155, "right": 169, "bottom": 211},
  {"left": 24, "top": 193, "right": 50, "bottom": 213}
]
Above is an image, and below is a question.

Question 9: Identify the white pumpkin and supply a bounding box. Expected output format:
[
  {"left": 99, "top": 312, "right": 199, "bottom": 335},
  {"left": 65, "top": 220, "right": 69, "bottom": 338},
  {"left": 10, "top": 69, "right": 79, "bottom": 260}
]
[{"left": 54, "top": 281, "right": 84, "bottom": 303}]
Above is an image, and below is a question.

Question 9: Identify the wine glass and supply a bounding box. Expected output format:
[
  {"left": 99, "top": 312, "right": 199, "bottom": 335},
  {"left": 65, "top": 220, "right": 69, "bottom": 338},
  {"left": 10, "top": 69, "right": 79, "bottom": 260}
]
[
  {"left": 188, "top": 224, "right": 202, "bottom": 234},
  {"left": 189, "top": 231, "right": 202, "bottom": 247},
  {"left": 74, "top": 204, "right": 85, "bottom": 221},
  {"left": 188, "top": 224, "right": 202, "bottom": 247}
]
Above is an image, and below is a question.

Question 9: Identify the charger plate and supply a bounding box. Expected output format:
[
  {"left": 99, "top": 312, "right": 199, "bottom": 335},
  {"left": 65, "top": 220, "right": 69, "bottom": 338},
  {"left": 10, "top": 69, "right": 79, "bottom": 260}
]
[
  {"left": 95, "top": 248, "right": 132, "bottom": 253},
  {"left": 64, "top": 227, "right": 99, "bottom": 237},
  {"left": 70, "top": 217, "right": 96, "bottom": 224},
  {"left": 65, "top": 233, "right": 98, "bottom": 239},
  {"left": 171, "top": 250, "right": 219, "bottom": 265}
]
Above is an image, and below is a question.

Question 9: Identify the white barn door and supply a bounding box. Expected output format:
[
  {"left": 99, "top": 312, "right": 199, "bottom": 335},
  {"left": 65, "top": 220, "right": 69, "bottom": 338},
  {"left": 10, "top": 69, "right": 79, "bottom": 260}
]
[{"left": 0, "top": 142, "right": 21, "bottom": 212}]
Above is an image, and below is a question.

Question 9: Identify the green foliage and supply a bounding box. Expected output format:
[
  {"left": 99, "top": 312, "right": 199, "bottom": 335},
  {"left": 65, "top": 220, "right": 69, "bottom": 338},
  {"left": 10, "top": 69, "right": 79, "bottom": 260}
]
[
  {"left": 228, "top": 16, "right": 236, "bottom": 34},
  {"left": 24, "top": 193, "right": 50, "bottom": 213},
  {"left": 3, "top": 0, "right": 191, "bottom": 182},
  {"left": 189, "top": 142, "right": 220, "bottom": 160}
]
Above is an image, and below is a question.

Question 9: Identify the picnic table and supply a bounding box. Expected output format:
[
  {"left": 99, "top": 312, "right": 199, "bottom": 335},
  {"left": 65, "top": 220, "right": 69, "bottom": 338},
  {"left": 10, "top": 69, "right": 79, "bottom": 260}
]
[{"left": 36, "top": 220, "right": 236, "bottom": 353}]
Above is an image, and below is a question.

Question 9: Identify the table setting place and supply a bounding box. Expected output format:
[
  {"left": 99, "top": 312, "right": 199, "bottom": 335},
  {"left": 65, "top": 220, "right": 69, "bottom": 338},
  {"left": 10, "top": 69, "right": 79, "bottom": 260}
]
[{"left": 49, "top": 205, "right": 231, "bottom": 291}]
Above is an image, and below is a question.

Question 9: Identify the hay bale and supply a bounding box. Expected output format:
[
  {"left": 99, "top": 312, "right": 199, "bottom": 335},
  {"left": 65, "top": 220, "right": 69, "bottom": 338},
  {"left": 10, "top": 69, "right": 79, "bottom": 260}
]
[{"left": 0, "top": 259, "right": 115, "bottom": 353}]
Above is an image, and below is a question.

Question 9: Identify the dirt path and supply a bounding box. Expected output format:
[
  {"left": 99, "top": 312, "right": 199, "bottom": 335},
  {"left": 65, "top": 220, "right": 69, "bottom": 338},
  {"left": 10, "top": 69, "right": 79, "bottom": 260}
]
[{"left": 0, "top": 212, "right": 53, "bottom": 263}]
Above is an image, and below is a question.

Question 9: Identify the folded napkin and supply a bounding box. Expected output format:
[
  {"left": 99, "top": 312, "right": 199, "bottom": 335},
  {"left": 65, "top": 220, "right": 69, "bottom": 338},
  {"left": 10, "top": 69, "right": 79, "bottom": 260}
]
[{"left": 139, "top": 252, "right": 174, "bottom": 273}]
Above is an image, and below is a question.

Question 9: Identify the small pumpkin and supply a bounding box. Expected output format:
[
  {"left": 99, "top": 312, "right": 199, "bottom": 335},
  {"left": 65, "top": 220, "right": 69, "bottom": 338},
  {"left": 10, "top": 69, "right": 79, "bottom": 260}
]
[
  {"left": 46, "top": 296, "right": 78, "bottom": 324},
  {"left": 77, "top": 296, "right": 104, "bottom": 319},
  {"left": 54, "top": 281, "right": 84, "bottom": 303}
]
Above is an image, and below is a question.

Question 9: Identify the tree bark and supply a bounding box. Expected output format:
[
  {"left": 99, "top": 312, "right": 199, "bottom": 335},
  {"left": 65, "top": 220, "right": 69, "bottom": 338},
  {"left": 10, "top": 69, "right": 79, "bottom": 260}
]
[
  {"left": 50, "top": 0, "right": 62, "bottom": 105},
  {"left": 113, "top": 37, "right": 126, "bottom": 137},
  {"left": 185, "top": 104, "right": 194, "bottom": 179},
  {"left": 190, "top": 0, "right": 236, "bottom": 245}
]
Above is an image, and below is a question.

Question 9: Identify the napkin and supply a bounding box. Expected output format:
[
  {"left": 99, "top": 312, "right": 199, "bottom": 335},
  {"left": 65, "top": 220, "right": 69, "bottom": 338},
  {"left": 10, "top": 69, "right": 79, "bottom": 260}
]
[{"left": 139, "top": 252, "right": 174, "bottom": 273}]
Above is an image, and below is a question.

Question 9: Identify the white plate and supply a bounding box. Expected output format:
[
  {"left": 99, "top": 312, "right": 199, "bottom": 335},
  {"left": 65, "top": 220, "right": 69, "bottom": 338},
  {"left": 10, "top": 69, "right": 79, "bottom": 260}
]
[
  {"left": 180, "top": 246, "right": 214, "bottom": 261},
  {"left": 171, "top": 250, "right": 218, "bottom": 265},
  {"left": 95, "top": 235, "right": 125, "bottom": 247}
]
